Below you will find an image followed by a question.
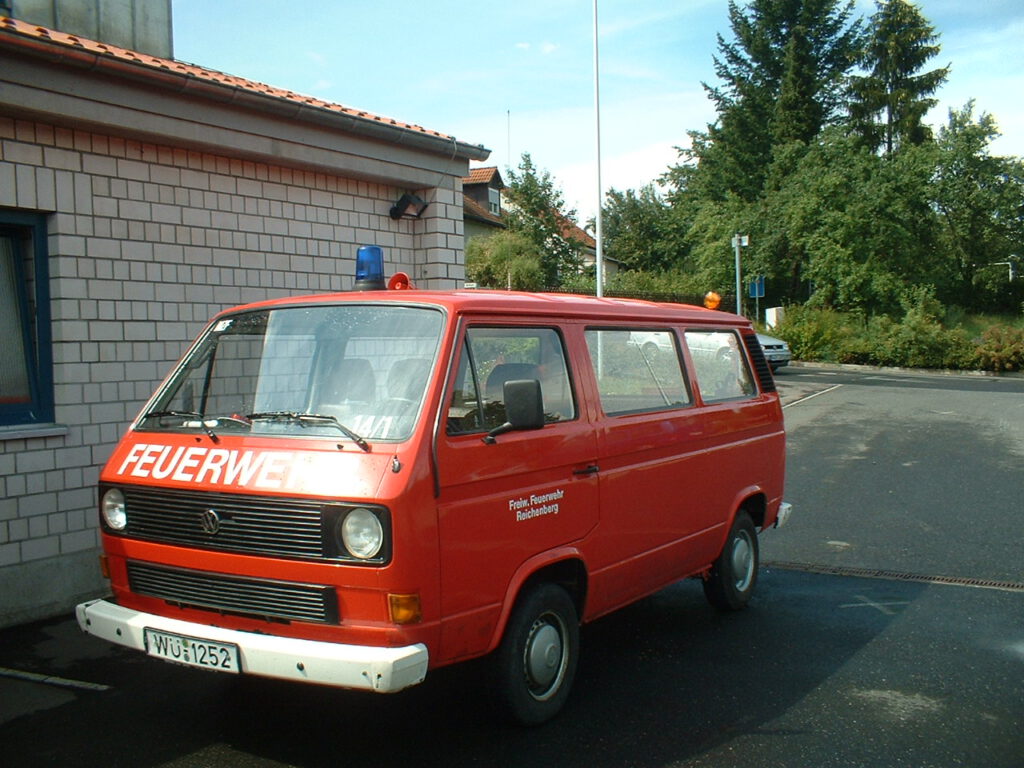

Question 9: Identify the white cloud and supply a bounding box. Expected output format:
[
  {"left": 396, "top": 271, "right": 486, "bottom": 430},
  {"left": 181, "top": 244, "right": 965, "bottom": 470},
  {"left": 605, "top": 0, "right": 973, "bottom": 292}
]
[
  {"left": 541, "top": 42, "right": 559, "bottom": 55},
  {"left": 556, "top": 141, "right": 684, "bottom": 224}
]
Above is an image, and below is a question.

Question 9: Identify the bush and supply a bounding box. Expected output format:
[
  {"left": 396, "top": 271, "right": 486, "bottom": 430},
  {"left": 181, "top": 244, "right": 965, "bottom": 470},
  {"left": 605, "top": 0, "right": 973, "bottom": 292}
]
[
  {"left": 466, "top": 231, "right": 545, "bottom": 291},
  {"left": 973, "top": 325, "right": 1024, "bottom": 371},
  {"left": 772, "top": 304, "right": 989, "bottom": 370},
  {"left": 772, "top": 305, "right": 864, "bottom": 363},
  {"left": 869, "top": 308, "right": 975, "bottom": 370}
]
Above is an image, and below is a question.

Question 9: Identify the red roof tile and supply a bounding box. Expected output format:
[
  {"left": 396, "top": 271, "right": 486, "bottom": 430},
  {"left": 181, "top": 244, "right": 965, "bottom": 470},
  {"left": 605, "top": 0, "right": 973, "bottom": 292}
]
[
  {"left": 463, "top": 166, "right": 504, "bottom": 188},
  {"left": 559, "top": 217, "right": 596, "bottom": 249},
  {"left": 0, "top": 15, "right": 458, "bottom": 143},
  {"left": 463, "top": 194, "right": 506, "bottom": 227}
]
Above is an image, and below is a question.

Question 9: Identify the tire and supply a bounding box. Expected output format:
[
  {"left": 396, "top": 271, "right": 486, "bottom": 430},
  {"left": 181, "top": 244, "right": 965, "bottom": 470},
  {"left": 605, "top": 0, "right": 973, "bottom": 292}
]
[
  {"left": 703, "top": 511, "right": 759, "bottom": 611},
  {"left": 495, "top": 583, "right": 579, "bottom": 726}
]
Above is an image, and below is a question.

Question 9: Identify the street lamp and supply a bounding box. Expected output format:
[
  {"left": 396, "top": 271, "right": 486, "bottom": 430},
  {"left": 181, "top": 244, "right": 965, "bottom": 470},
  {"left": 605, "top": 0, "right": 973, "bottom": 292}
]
[{"left": 731, "top": 234, "right": 749, "bottom": 315}]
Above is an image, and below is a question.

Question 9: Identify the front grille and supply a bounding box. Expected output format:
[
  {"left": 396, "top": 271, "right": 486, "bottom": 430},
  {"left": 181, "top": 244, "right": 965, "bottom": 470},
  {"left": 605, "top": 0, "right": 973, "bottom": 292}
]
[
  {"left": 123, "top": 487, "right": 326, "bottom": 560},
  {"left": 127, "top": 561, "right": 338, "bottom": 624}
]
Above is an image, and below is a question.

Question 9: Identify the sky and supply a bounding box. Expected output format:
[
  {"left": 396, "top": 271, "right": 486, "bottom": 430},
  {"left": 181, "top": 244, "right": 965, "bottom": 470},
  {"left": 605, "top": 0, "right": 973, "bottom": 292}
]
[{"left": 172, "top": 0, "right": 1024, "bottom": 222}]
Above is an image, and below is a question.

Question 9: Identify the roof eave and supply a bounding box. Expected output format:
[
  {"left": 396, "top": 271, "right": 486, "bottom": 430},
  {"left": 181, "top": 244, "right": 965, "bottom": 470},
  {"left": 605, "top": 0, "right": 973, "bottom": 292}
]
[{"left": 0, "top": 21, "right": 490, "bottom": 163}]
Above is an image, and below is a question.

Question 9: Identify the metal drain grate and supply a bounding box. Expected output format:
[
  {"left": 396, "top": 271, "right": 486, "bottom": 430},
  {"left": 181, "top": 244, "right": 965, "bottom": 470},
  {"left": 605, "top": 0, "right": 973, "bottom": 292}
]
[{"left": 764, "top": 561, "right": 1024, "bottom": 593}]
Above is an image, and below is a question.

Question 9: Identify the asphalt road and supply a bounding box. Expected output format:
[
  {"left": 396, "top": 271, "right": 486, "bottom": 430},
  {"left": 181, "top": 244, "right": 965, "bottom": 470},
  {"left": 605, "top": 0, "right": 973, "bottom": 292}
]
[
  {"left": 769, "top": 364, "right": 1024, "bottom": 584},
  {"left": 2, "top": 364, "right": 1022, "bottom": 767}
]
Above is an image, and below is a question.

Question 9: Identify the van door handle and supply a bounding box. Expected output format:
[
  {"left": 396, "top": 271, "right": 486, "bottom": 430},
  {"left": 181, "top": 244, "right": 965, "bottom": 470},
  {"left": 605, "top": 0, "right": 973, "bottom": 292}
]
[{"left": 573, "top": 464, "right": 600, "bottom": 476}]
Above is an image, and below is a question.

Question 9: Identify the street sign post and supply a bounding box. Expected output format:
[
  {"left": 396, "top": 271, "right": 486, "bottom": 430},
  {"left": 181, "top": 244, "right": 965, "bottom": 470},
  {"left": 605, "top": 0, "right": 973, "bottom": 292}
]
[
  {"left": 749, "top": 275, "right": 765, "bottom": 323},
  {"left": 748, "top": 275, "right": 765, "bottom": 298},
  {"left": 731, "top": 234, "right": 749, "bottom": 315}
]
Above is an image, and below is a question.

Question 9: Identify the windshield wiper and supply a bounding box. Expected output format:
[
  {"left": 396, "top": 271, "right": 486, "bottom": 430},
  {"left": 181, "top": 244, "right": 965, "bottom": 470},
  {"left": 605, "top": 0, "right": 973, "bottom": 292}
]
[
  {"left": 143, "top": 410, "right": 220, "bottom": 444},
  {"left": 246, "top": 411, "right": 370, "bottom": 452}
]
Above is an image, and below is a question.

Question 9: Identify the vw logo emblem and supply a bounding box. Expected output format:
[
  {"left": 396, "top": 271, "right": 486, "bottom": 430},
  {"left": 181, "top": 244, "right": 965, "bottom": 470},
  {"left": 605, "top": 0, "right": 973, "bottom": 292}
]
[{"left": 200, "top": 509, "right": 221, "bottom": 535}]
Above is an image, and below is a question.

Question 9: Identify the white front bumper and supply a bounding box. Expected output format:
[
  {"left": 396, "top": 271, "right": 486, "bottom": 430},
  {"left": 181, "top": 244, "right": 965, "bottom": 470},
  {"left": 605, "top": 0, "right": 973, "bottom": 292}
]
[
  {"left": 774, "top": 502, "right": 793, "bottom": 528},
  {"left": 75, "top": 599, "right": 428, "bottom": 693}
]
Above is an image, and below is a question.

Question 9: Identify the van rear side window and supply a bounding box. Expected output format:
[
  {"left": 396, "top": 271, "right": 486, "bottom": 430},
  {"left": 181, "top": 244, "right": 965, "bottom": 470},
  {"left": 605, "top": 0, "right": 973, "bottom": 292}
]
[
  {"left": 447, "top": 327, "right": 575, "bottom": 434},
  {"left": 585, "top": 329, "right": 691, "bottom": 415},
  {"left": 684, "top": 330, "right": 757, "bottom": 402}
]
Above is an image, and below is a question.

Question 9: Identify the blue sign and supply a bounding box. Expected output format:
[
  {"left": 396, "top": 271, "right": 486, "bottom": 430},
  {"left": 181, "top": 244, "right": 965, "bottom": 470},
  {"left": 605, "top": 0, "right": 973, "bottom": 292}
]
[{"left": 748, "top": 275, "right": 765, "bottom": 299}]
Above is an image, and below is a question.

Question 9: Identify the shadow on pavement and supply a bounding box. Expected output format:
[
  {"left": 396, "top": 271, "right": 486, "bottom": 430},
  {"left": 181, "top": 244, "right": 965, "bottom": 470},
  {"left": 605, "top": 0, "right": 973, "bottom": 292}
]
[{"left": 0, "top": 569, "right": 921, "bottom": 767}]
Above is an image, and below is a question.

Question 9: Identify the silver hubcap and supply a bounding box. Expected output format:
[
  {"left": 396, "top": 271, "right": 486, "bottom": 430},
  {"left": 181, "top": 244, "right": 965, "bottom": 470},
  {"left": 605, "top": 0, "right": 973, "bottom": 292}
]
[
  {"left": 524, "top": 615, "right": 565, "bottom": 700},
  {"left": 731, "top": 531, "right": 754, "bottom": 592}
]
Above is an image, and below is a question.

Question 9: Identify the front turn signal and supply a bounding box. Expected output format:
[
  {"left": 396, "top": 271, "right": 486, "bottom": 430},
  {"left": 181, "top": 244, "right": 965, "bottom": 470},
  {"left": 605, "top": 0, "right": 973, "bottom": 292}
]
[{"left": 388, "top": 593, "right": 422, "bottom": 625}]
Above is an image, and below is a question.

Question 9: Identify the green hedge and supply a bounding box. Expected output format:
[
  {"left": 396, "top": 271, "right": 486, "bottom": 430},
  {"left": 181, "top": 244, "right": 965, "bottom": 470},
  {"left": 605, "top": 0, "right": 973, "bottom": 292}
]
[{"left": 772, "top": 305, "right": 1022, "bottom": 372}]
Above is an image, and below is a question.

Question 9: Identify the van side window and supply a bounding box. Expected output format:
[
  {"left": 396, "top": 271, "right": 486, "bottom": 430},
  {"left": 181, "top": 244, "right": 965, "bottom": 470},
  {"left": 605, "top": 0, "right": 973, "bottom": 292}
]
[
  {"left": 447, "top": 327, "right": 575, "bottom": 434},
  {"left": 684, "top": 330, "right": 757, "bottom": 402},
  {"left": 584, "top": 329, "right": 691, "bottom": 415}
]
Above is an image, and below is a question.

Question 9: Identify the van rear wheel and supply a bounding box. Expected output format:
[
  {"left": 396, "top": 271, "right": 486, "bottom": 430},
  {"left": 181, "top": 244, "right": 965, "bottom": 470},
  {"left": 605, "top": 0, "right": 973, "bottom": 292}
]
[
  {"left": 703, "top": 511, "right": 759, "bottom": 611},
  {"left": 495, "top": 583, "right": 579, "bottom": 726}
]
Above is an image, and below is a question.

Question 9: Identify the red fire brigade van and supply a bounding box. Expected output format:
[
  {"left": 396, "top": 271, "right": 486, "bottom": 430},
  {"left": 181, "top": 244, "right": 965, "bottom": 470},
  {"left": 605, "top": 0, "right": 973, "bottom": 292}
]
[{"left": 77, "top": 268, "right": 790, "bottom": 724}]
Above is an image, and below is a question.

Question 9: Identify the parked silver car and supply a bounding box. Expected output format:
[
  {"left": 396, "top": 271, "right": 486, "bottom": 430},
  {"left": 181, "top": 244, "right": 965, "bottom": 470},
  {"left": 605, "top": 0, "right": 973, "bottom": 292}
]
[{"left": 757, "top": 333, "right": 791, "bottom": 371}]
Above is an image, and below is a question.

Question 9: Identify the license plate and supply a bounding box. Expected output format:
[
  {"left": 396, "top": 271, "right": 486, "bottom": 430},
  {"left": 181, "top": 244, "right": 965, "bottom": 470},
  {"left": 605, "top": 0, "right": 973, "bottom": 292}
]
[{"left": 144, "top": 628, "right": 240, "bottom": 674}]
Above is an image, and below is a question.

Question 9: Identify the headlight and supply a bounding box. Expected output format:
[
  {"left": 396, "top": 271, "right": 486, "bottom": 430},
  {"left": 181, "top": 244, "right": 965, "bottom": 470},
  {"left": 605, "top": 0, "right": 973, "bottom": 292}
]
[
  {"left": 101, "top": 488, "right": 127, "bottom": 531},
  {"left": 340, "top": 507, "right": 384, "bottom": 559}
]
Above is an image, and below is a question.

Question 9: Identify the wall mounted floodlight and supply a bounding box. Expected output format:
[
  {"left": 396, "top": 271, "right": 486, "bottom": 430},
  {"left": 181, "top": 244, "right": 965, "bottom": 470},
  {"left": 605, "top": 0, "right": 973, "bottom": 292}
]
[{"left": 389, "top": 193, "right": 428, "bottom": 220}]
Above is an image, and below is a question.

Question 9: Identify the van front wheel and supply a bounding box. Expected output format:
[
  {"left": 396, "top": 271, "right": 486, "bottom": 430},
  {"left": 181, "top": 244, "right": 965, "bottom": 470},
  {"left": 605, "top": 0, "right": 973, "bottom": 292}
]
[
  {"left": 703, "top": 512, "right": 759, "bottom": 611},
  {"left": 495, "top": 583, "right": 579, "bottom": 725}
]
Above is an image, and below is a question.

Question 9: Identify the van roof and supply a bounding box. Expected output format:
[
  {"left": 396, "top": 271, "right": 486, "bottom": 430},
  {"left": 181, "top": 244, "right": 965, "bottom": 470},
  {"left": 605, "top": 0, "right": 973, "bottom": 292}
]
[{"left": 222, "top": 289, "right": 750, "bottom": 327}]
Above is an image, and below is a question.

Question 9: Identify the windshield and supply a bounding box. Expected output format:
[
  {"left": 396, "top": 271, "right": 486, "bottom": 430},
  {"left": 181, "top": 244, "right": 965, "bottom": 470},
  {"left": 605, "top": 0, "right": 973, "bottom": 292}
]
[{"left": 140, "top": 304, "right": 444, "bottom": 442}]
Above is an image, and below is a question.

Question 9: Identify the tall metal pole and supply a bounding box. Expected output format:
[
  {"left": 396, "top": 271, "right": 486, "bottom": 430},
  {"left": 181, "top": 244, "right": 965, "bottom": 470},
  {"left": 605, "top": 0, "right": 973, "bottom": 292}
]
[
  {"left": 593, "top": 0, "right": 604, "bottom": 298},
  {"left": 733, "top": 234, "right": 742, "bottom": 315}
]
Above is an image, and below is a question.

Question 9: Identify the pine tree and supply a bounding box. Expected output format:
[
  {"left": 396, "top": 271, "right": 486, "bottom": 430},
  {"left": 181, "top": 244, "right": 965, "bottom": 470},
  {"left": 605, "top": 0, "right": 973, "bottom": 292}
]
[
  {"left": 848, "top": 0, "right": 949, "bottom": 156},
  {"left": 685, "top": 0, "right": 862, "bottom": 201},
  {"left": 773, "top": 24, "right": 821, "bottom": 144}
]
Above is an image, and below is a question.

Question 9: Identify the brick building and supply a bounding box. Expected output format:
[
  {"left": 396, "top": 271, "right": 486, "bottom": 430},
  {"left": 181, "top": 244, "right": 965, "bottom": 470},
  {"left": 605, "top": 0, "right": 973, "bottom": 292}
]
[{"left": 0, "top": 16, "right": 488, "bottom": 625}]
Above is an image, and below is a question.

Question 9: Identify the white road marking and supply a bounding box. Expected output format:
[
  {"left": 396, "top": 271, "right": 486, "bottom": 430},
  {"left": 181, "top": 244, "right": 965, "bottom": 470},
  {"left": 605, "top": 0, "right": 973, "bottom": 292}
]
[
  {"left": 838, "top": 595, "right": 910, "bottom": 615},
  {"left": 782, "top": 383, "right": 843, "bottom": 409}
]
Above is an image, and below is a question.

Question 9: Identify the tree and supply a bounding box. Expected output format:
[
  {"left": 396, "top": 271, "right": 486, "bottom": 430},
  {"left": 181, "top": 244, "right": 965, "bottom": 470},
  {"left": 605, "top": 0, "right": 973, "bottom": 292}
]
[
  {"left": 595, "top": 185, "right": 680, "bottom": 272},
  {"left": 773, "top": 24, "right": 822, "bottom": 145},
  {"left": 931, "top": 102, "right": 1024, "bottom": 310},
  {"left": 681, "top": 0, "right": 862, "bottom": 202},
  {"left": 650, "top": 2, "right": 1024, "bottom": 318},
  {"left": 848, "top": 0, "right": 949, "bottom": 156},
  {"left": 465, "top": 230, "right": 545, "bottom": 291},
  {"left": 504, "top": 154, "right": 584, "bottom": 286}
]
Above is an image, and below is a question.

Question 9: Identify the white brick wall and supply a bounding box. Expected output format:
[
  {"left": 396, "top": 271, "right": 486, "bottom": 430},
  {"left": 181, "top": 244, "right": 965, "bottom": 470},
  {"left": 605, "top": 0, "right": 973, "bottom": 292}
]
[{"left": 0, "top": 115, "right": 467, "bottom": 625}]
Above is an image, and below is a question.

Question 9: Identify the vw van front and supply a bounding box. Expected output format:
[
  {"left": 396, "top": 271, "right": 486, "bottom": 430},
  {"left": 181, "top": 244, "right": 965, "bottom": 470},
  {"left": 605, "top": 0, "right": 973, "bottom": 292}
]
[{"left": 77, "top": 297, "right": 448, "bottom": 692}]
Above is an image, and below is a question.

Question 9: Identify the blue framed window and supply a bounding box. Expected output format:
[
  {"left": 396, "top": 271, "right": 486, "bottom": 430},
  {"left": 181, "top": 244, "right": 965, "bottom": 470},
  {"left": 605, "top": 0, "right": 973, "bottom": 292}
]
[{"left": 0, "top": 210, "right": 53, "bottom": 426}]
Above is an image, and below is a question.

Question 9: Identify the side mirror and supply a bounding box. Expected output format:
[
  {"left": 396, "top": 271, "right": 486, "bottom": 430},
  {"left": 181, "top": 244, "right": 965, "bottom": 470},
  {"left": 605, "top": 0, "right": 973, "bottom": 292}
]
[{"left": 483, "top": 379, "right": 545, "bottom": 443}]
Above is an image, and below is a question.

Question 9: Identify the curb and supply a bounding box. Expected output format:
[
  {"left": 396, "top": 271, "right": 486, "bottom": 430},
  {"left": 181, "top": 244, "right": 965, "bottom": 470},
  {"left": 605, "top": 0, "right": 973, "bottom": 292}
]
[{"left": 787, "top": 360, "right": 1024, "bottom": 380}]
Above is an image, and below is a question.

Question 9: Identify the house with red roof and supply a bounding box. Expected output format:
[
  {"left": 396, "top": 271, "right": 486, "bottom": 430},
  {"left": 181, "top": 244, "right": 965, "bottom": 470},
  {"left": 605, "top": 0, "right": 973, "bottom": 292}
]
[
  {"left": 462, "top": 166, "right": 622, "bottom": 285},
  {"left": 0, "top": 12, "right": 488, "bottom": 625},
  {"left": 462, "top": 166, "right": 506, "bottom": 241}
]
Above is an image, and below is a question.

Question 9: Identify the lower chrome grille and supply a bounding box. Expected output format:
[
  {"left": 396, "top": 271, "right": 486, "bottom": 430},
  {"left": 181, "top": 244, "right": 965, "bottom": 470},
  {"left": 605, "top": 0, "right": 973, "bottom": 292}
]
[{"left": 127, "top": 561, "right": 338, "bottom": 624}]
